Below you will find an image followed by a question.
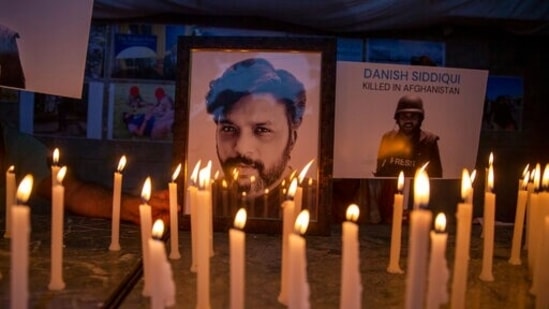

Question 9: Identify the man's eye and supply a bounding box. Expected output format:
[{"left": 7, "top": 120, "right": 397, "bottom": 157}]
[
  {"left": 220, "top": 125, "right": 237, "bottom": 133},
  {"left": 254, "top": 127, "right": 272, "bottom": 135}
]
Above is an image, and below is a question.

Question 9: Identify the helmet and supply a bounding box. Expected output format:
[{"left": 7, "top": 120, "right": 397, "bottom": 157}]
[{"left": 394, "top": 95, "right": 424, "bottom": 120}]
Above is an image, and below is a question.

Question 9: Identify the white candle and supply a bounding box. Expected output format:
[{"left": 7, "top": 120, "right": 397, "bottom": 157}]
[
  {"left": 535, "top": 216, "right": 549, "bottom": 309},
  {"left": 450, "top": 169, "right": 474, "bottom": 309},
  {"left": 278, "top": 178, "right": 298, "bottom": 305},
  {"left": 405, "top": 168, "right": 432, "bottom": 309},
  {"left": 4, "top": 165, "right": 15, "bottom": 238},
  {"left": 139, "top": 177, "right": 153, "bottom": 296},
  {"left": 109, "top": 155, "right": 126, "bottom": 251},
  {"left": 49, "top": 166, "right": 67, "bottom": 290},
  {"left": 196, "top": 166, "right": 211, "bottom": 309},
  {"left": 169, "top": 163, "right": 182, "bottom": 260},
  {"left": 530, "top": 165, "right": 549, "bottom": 296},
  {"left": 527, "top": 163, "right": 541, "bottom": 274},
  {"left": 230, "top": 208, "right": 247, "bottom": 309},
  {"left": 340, "top": 204, "right": 362, "bottom": 309},
  {"left": 11, "top": 174, "right": 33, "bottom": 309},
  {"left": 288, "top": 210, "right": 310, "bottom": 309},
  {"left": 426, "top": 213, "right": 449, "bottom": 309},
  {"left": 479, "top": 164, "right": 495, "bottom": 282},
  {"left": 387, "top": 171, "right": 405, "bottom": 274},
  {"left": 509, "top": 174, "right": 529, "bottom": 265},
  {"left": 149, "top": 219, "right": 175, "bottom": 309},
  {"left": 188, "top": 160, "right": 201, "bottom": 272}
]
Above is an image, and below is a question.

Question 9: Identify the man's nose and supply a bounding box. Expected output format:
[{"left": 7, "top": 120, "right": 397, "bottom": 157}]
[{"left": 234, "top": 131, "right": 255, "bottom": 156}]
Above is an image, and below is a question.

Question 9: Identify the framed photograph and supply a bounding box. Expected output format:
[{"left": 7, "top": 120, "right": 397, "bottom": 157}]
[{"left": 174, "top": 36, "right": 336, "bottom": 235}]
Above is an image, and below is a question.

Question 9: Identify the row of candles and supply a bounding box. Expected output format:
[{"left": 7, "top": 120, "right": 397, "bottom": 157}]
[
  {"left": 388, "top": 155, "right": 549, "bottom": 309},
  {"left": 4, "top": 148, "right": 549, "bottom": 308}
]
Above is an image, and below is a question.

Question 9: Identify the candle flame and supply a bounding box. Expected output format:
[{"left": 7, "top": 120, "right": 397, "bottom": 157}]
[
  {"left": 190, "top": 160, "right": 201, "bottom": 185},
  {"left": 346, "top": 204, "right": 360, "bottom": 222},
  {"left": 56, "top": 166, "right": 67, "bottom": 184},
  {"left": 294, "top": 209, "right": 310, "bottom": 235},
  {"left": 542, "top": 163, "right": 549, "bottom": 190},
  {"left": 198, "top": 165, "right": 211, "bottom": 190},
  {"left": 488, "top": 164, "right": 494, "bottom": 192},
  {"left": 250, "top": 175, "right": 256, "bottom": 183},
  {"left": 521, "top": 171, "right": 529, "bottom": 190},
  {"left": 264, "top": 188, "right": 269, "bottom": 195},
  {"left": 435, "top": 212, "right": 446, "bottom": 232},
  {"left": 534, "top": 163, "right": 541, "bottom": 191},
  {"left": 461, "top": 168, "right": 472, "bottom": 200},
  {"left": 397, "top": 171, "right": 404, "bottom": 192},
  {"left": 16, "top": 174, "right": 33, "bottom": 203},
  {"left": 117, "top": 155, "right": 127, "bottom": 172},
  {"left": 7, "top": 165, "right": 14, "bottom": 173},
  {"left": 172, "top": 163, "right": 182, "bottom": 182},
  {"left": 413, "top": 168, "right": 430, "bottom": 208},
  {"left": 141, "top": 177, "right": 151, "bottom": 202},
  {"left": 488, "top": 152, "right": 493, "bottom": 166},
  {"left": 470, "top": 169, "right": 477, "bottom": 184},
  {"left": 308, "top": 178, "right": 313, "bottom": 186},
  {"left": 522, "top": 164, "right": 530, "bottom": 179},
  {"left": 286, "top": 178, "right": 298, "bottom": 199},
  {"left": 234, "top": 208, "right": 247, "bottom": 229},
  {"left": 298, "top": 159, "right": 314, "bottom": 184},
  {"left": 53, "top": 148, "right": 60, "bottom": 165},
  {"left": 214, "top": 170, "right": 220, "bottom": 180},
  {"left": 151, "top": 219, "right": 165, "bottom": 239}
]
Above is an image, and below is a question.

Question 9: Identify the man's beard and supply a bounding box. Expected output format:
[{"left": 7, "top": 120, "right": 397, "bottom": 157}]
[{"left": 219, "top": 145, "right": 291, "bottom": 198}]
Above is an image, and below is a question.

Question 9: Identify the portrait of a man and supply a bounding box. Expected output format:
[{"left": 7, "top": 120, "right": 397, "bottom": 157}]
[
  {"left": 375, "top": 94, "right": 442, "bottom": 178},
  {"left": 185, "top": 50, "right": 322, "bottom": 220}
]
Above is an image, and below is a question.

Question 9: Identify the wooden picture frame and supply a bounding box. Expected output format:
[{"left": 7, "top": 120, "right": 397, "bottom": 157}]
[{"left": 174, "top": 36, "right": 336, "bottom": 235}]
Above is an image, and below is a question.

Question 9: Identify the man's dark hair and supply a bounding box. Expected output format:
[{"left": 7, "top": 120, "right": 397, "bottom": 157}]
[{"left": 205, "top": 58, "right": 306, "bottom": 126}]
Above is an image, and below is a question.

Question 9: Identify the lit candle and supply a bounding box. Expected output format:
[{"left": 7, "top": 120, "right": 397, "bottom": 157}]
[
  {"left": 169, "top": 163, "right": 182, "bottom": 260},
  {"left": 405, "top": 167, "right": 433, "bottom": 309},
  {"left": 529, "top": 164, "right": 549, "bottom": 296},
  {"left": 149, "top": 219, "right": 175, "bottom": 309},
  {"left": 340, "top": 204, "right": 362, "bottom": 309},
  {"left": 527, "top": 163, "right": 541, "bottom": 275},
  {"left": 479, "top": 164, "right": 495, "bottom": 282},
  {"left": 196, "top": 165, "right": 212, "bottom": 309},
  {"left": 109, "top": 155, "right": 126, "bottom": 251},
  {"left": 288, "top": 210, "right": 310, "bottom": 309},
  {"left": 11, "top": 174, "right": 33, "bottom": 309},
  {"left": 278, "top": 178, "right": 298, "bottom": 305},
  {"left": 189, "top": 160, "right": 200, "bottom": 272},
  {"left": 4, "top": 165, "right": 15, "bottom": 238},
  {"left": 387, "top": 171, "right": 405, "bottom": 274},
  {"left": 49, "top": 166, "right": 67, "bottom": 290},
  {"left": 450, "top": 168, "right": 474, "bottom": 309},
  {"left": 206, "top": 161, "right": 214, "bottom": 258},
  {"left": 426, "top": 213, "right": 449, "bottom": 309},
  {"left": 139, "top": 177, "right": 153, "bottom": 296},
  {"left": 230, "top": 208, "right": 247, "bottom": 309},
  {"left": 535, "top": 216, "right": 549, "bottom": 308},
  {"left": 222, "top": 179, "right": 230, "bottom": 216},
  {"left": 484, "top": 152, "right": 493, "bottom": 192},
  {"left": 509, "top": 172, "right": 529, "bottom": 265},
  {"left": 51, "top": 148, "right": 60, "bottom": 186}
]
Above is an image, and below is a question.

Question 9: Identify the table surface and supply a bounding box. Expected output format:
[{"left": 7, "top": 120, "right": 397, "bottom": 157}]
[{"left": 0, "top": 214, "right": 538, "bottom": 309}]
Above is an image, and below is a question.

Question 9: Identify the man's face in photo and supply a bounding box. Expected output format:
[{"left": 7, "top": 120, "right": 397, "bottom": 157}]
[
  {"left": 397, "top": 112, "right": 422, "bottom": 136},
  {"left": 215, "top": 93, "right": 294, "bottom": 197}
]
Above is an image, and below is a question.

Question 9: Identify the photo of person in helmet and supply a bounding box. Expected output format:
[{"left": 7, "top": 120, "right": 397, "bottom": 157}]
[{"left": 374, "top": 94, "right": 442, "bottom": 178}]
